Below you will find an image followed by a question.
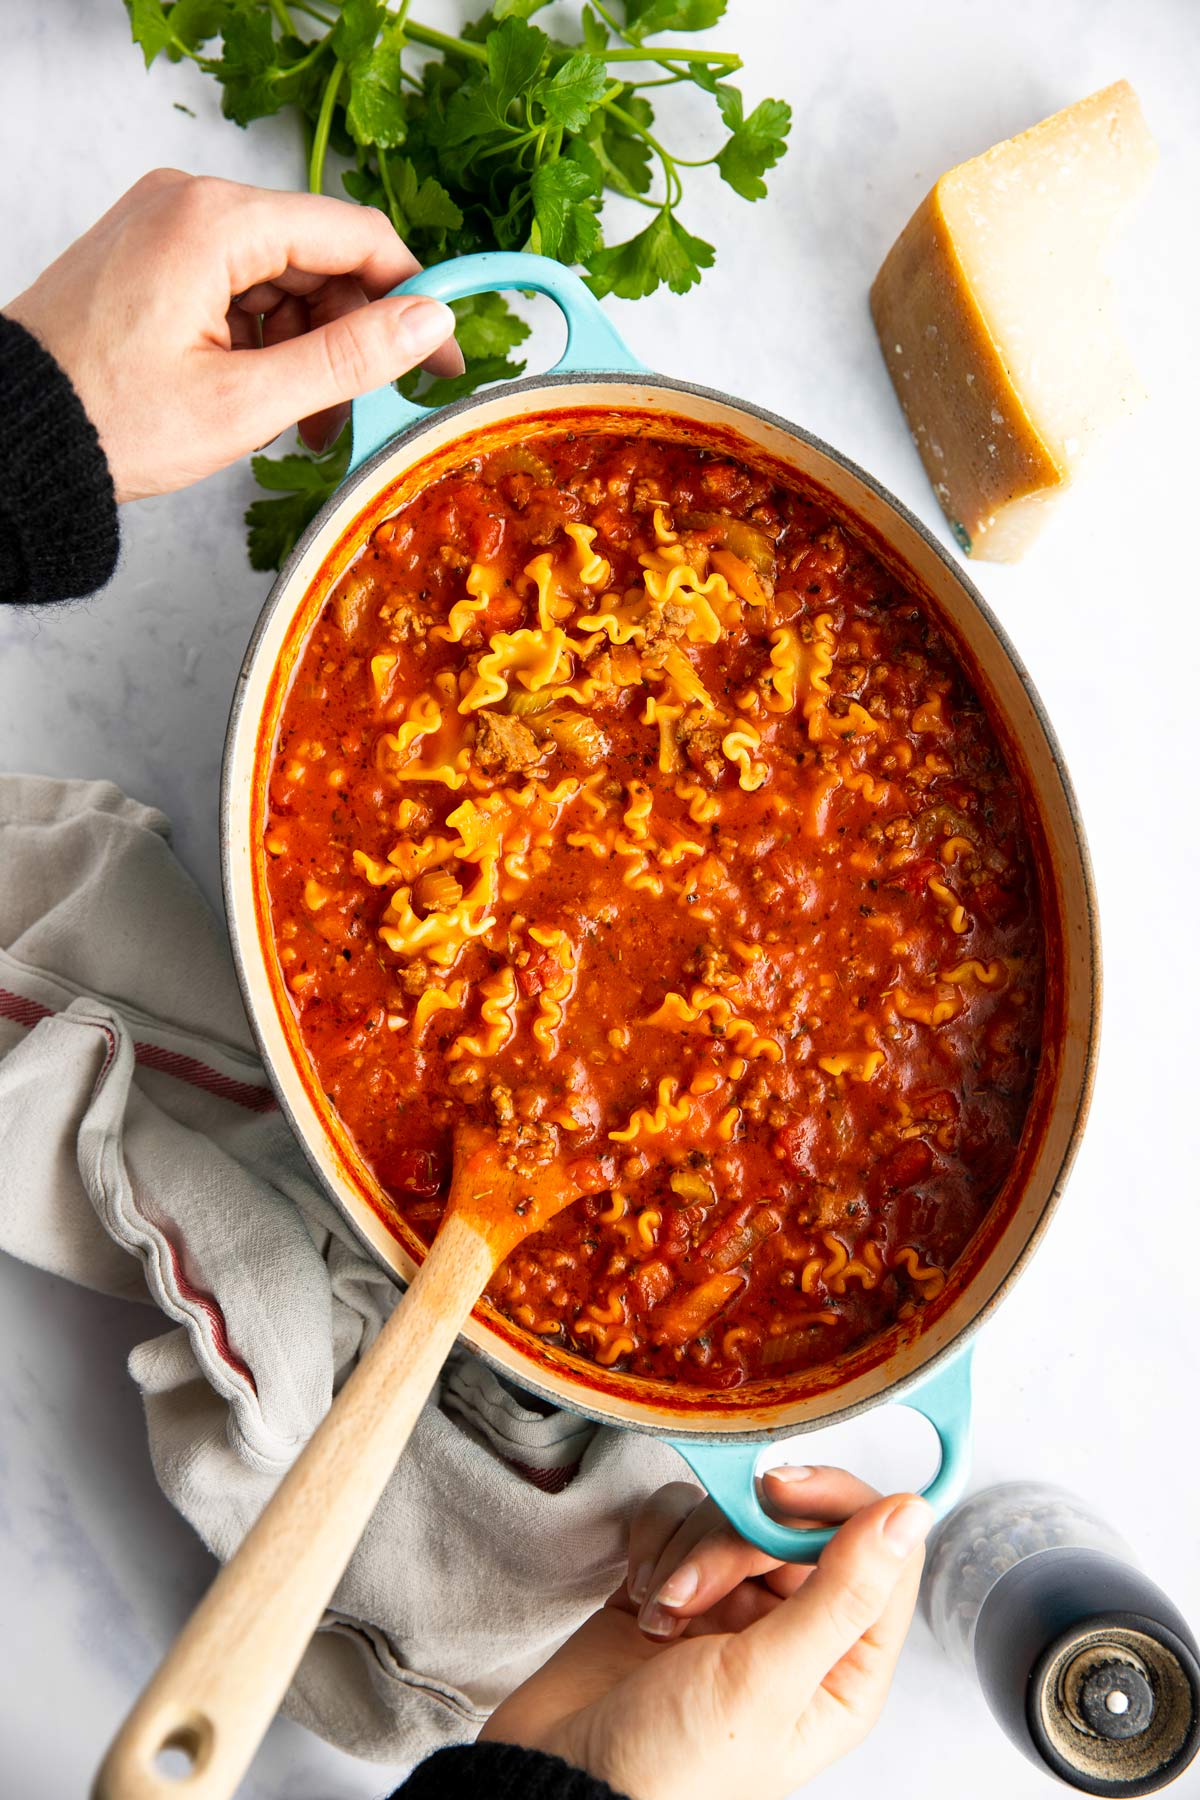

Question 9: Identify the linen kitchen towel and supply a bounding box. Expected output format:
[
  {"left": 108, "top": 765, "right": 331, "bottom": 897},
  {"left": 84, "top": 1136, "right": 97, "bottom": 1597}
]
[{"left": 0, "top": 774, "right": 686, "bottom": 1766}]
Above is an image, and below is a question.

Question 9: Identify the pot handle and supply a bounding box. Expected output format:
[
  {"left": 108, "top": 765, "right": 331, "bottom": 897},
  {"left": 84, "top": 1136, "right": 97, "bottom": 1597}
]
[
  {"left": 666, "top": 1347, "right": 974, "bottom": 1563},
  {"left": 350, "top": 252, "right": 647, "bottom": 473}
]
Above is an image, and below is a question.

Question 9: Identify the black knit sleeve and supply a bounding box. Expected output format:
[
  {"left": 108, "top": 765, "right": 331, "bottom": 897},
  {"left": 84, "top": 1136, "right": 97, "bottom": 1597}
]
[
  {"left": 392, "top": 1741, "right": 628, "bottom": 1800},
  {"left": 0, "top": 313, "right": 119, "bottom": 604}
]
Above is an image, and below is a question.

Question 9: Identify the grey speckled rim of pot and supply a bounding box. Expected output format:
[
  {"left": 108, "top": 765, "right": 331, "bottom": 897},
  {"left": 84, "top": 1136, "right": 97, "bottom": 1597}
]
[{"left": 220, "top": 369, "right": 1101, "bottom": 1446}]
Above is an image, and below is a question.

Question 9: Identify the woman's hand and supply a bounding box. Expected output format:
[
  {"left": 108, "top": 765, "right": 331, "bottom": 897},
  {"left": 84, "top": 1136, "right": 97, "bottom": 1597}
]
[
  {"left": 482, "top": 1466, "right": 930, "bottom": 1800},
  {"left": 4, "top": 169, "right": 461, "bottom": 502}
]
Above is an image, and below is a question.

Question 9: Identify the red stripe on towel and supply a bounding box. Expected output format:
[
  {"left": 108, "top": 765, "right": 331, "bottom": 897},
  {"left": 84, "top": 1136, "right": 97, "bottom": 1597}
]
[
  {"left": 0, "top": 986, "right": 259, "bottom": 1389},
  {"left": 0, "top": 989, "right": 53, "bottom": 1030},
  {"left": 0, "top": 986, "right": 277, "bottom": 1113},
  {"left": 1, "top": 985, "right": 581, "bottom": 1463},
  {"left": 163, "top": 1239, "right": 259, "bottom": 1395},
  {"left": 132, "top": 1042, "right": 278, "bottom": 1113}
]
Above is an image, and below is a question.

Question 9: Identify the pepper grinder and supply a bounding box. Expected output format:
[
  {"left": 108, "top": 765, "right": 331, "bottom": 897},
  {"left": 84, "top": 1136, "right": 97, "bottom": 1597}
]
[{"left": 922, "top": 1482, "right": 1200, "bottom": 1793}]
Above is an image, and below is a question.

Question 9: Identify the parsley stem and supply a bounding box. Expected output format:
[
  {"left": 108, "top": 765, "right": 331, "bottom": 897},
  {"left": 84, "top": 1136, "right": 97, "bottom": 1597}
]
[
  {"left": 166, "top": 32, "right": 217, "bottom": 66},
  {"left": 476, "top": 127, "right": 542, "bottom": 161},
  {"left": 404, "top": 21, "right": 488, "bottom": 63},
  {"left": 378, "top": 147, "right": 401, "bottom": 235},
  {"left": 401, "top": 16, "right": 738, "bottom": 72},
  {"left": 603, "top": 48, "right": 740, "bottom": 66},
  {"left": 268, "top": 37, "right": 329, "bottom": 81},
  {"left": 592, "top": 1, "right": 632, "bottom": 41},
  {"left": 267, "top": 0, "right": 295, "bottom": 36},
  {"left": 602, "top": 96, "right": 683, "bottom": 207},
  {"left": 309, "top": 59, "right": 344, "bottom": 195},
  {"left": 602, "top": 96, "right": 674, "bottom": 163},
  {"left": 590, "top": 3, "right": 739, "bottom": 91},
  {"left": 291, "top": 1, "right": 336, "bottom": 22}
]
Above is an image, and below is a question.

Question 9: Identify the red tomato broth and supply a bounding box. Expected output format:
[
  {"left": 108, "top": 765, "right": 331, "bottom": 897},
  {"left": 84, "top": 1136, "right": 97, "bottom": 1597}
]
[{"left": 259, "top": 419, "right": 1046, "bottom": 1393}]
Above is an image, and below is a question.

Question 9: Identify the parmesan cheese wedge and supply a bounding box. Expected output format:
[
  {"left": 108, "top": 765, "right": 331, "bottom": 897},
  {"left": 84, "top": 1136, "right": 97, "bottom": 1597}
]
[{"left": 870, "top": 82, "right": 1156, "bottom": 561}]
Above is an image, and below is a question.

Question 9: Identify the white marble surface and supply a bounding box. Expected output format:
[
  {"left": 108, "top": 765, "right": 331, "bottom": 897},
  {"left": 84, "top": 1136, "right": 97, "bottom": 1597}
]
[{"left": 2, "top": 1, "right": 1199, "bottom": 1795}]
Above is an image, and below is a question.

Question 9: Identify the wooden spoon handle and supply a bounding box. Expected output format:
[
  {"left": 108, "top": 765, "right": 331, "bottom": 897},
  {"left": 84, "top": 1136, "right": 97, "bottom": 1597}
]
[{"left": 92, "top": 1211, "right": 494, "bottom": 1800}]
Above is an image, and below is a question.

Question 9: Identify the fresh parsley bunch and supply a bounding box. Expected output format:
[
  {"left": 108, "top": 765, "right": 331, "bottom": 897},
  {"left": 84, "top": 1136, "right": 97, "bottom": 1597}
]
[{"left": 126, "top": 0, "right": 791, "bottom": 568}]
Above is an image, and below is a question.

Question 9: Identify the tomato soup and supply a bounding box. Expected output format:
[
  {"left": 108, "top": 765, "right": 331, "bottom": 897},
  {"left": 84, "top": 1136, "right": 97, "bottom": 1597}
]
[{"left": 260, "top": 421, "right": 1044, "bottom": 1390}]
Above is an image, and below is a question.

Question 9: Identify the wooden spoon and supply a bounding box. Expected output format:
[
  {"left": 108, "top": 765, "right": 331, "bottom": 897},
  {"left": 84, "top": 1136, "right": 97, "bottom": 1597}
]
[{"left": 93, "top": 1125, "right": 613, "bottom": 1800}]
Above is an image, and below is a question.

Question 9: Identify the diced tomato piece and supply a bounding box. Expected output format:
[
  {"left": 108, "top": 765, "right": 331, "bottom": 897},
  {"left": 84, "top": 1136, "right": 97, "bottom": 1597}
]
[
  {"left": 888, "top": 855, "right": 942, "bottom": 894},
  {"left": 972, "top": 876, "right": 1020, "bottom": 924},
  {"left": 468, "top": 508, "right": 505, "bottom": 564},
  {"left": 566, "top": 1154, "right": 616, "bottom": 1198},
  {"left": 658, "top": 1207, "right": 692, "bottom": 1258},
  {"left": 378, "top": 1146, "right": 445, "bottom": 1200},
  {"left": 516, "top": 949, "right": 556, "bottom": 999},
  {"left": 916, "top": 1088, "right": 960, "bottom": 1123},
  {"left": 631, "top": 1259, "right": 674, "bottom": 1311},
  {"left": 480, "top": 589, "right": 523, "bottom": 634},
  {"left": 879, "top": 1140, "right": 933, "bottom": 1191},
  {"left": 773, "top": 1116, "right": 818, "bottom": 1179}
]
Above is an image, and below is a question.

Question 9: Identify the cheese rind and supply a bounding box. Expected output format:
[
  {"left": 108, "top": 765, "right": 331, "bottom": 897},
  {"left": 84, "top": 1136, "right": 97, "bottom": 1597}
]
[{"left": 871, "top": 82, "right": 1157, "bottom": 561}]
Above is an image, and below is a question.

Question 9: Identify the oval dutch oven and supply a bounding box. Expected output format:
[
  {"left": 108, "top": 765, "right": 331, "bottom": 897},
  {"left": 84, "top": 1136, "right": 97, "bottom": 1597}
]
[{"left": 222, "top": 252, "right": 1100, "bottom": 1558}]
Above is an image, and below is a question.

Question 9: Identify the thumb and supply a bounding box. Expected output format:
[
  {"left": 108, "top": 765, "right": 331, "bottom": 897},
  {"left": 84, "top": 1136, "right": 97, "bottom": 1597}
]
[
  {"left": 223, "top": 293, "right": 457, "bottom": 451},
  {"left": 730, "top": 1494, "right": 931, "bottom": 1709}
]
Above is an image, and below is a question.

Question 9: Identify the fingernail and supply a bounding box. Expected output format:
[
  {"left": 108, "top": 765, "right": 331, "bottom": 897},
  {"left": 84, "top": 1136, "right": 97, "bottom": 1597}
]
[
  {"left": 656, "top": 1561, "right": 699, "bottom": 1609},
  {"left": 767, "top": 1464, "right": 815, "bottom": 1488},
  {"left": 638, "top": 1602, "right": 683, "bottom": 1639},
  {"left": 882, "top": 1499, "right": 932, "bottom": 1558},
  {"left": 629, "top": 1561, "right": 654, "bottom": 1607},
  {"left": 397, "top": 297, "right": 457, "bottom": 358}
]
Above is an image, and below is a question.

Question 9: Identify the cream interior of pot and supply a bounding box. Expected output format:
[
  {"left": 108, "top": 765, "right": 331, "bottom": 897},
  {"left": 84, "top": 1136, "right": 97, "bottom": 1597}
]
[{"left": 223, "top": 377, "right": 1097, "bottom": 1442}]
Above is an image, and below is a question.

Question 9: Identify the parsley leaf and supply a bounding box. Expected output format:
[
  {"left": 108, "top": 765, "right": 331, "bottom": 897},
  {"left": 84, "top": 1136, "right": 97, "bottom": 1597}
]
[
  {"left": 452, "top": 291, "right": 532, "bottom": 362},
  {"left": 167, "top": 0, "right": 230, "bottom": 50},
  {"left": 214, "top": 7, "right": 289, "bottom": 125},
  {"left": 534, "top": 51, "right": 607, "bottom": 132},
  {"left": 531, "top": 159, "right": 602, "bottom": 261},
  {"left": 487, "top": 17, "right": 550, "bottom": 112},
  {"left": 341, "top": 165, "right": 386, "bottom": 208},
  {"left": 331, "top": 0, "right": 383, "bottom": 64},
  {"left": 128, "top": 0, "right": 174, "bottom": 66},
  {"left": 593, "top": 91, "right": 655, "bottom": 194},
  {"left": 580, "top": 5, "right": 609, "bottom": 52},
  {"left": 713, "top": 86, "right": 792, "bottom": 200},
  {"left": 621, "top": 0, "right": 727, "bottom": 38},
  {"left": 386, "top": 158, "right": 464, "bottom": 236},
  {"left": 399, "top": 352, "right": 525, "bottom": 407},
  {"left": 245, "top": 428, "right": 351, "bottom": 571},
  {"left": 441, "top": 83, "right": 509, "bottom": 153},
  {"left": 586, "top": 209, "right": 714, "bottom": 299},
  {"left": 345, "top": 16, "right": 408, "bottom": 148},
  {"left": 125, "top": 0, "right": 791, "bottom": 571}
]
